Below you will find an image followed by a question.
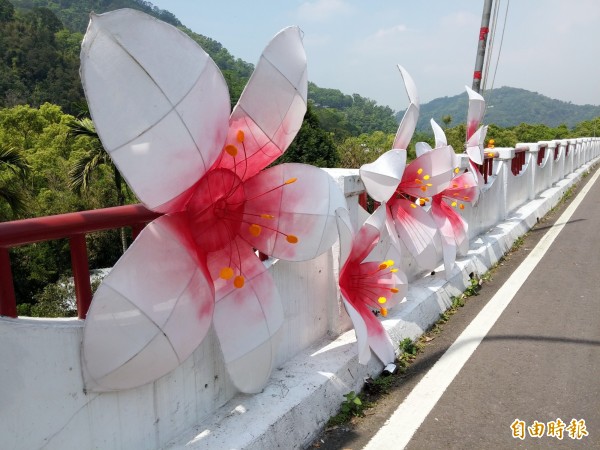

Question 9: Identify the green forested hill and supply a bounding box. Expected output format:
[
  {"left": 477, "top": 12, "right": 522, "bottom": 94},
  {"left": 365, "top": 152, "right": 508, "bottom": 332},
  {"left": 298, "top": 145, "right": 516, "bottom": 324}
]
[
  {"left": 413, "top": 86, "right": 600, "bottom": 131},
  {"left": 5, "top": 0, "right": 599, "bottom": 136},
  {"left": 10, "top": 0, "right": 181, "bottom": 32},
  {"left": 2, "top": 0, "right": 398, "bottom": 134}
]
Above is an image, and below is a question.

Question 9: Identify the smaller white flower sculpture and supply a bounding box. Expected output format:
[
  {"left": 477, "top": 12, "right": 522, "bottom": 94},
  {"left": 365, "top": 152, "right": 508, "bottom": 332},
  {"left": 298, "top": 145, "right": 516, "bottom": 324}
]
[
  {"left": 359, "top": 66, "right": 455, "bottom": 271},
  {"left": 415, "top": 85, "right": 489, "bottom": 276},
  {"left": 335, "top": 206, "right": 407, "bottom": 364}
]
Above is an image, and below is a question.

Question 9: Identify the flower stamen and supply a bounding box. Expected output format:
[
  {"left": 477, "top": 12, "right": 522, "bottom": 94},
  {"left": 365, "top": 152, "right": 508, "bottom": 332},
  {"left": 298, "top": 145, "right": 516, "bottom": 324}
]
[{"left": 249, "top": 224, "right": 262, "bottom": 236}]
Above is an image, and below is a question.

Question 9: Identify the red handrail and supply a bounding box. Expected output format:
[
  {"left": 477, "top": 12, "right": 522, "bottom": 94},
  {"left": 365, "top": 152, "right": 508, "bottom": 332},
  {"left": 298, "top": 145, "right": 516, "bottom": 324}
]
[
  {"left": 511, "top": 148, "right": 527, "bottom": 176},
  {"left": 0, "top": 204, "right": 162, "bottom": 319},
  {"left": 537, "top": 145, "right": 547, "bottom": 166},
  {"left": 477, "top": 151, "right": 496, "bottom": 184}
]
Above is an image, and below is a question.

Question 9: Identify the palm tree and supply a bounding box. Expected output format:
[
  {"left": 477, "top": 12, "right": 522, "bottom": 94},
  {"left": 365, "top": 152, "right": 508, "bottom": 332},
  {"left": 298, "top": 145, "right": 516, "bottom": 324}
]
[
  {"left": 67, "top": 117, "right": 129, "bottom": 252},
  {"left": 0, "top": 145, "right": 30, "bottom": 217}
]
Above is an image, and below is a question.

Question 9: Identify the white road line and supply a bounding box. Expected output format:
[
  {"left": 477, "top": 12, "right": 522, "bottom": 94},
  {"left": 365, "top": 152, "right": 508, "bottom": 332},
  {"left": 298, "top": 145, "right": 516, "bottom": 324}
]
[{"left": 364, "top": 166, "right": 600, "bottom": 450}]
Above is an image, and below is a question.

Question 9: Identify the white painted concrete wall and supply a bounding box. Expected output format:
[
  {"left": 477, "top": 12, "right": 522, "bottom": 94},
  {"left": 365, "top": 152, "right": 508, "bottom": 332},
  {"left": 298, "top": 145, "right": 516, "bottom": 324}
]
[{"left": 1, "top": 138, "right": 599, "bottom": 450}]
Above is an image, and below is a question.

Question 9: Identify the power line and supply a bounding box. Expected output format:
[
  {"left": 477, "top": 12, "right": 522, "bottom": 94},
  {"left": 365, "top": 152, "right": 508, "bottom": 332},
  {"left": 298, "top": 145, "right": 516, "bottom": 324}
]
[
  {"left": 481, "top": 0, "right": 501, "bottom": 93},
  {"left": 483, "top": 0, "right": 510, "bottom": 117}
]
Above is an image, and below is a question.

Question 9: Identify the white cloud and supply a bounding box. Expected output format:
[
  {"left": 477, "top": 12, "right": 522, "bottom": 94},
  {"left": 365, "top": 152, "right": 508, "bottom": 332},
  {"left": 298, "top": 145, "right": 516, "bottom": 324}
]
[
  {"left": 440, "top": 11, "right": 478, "bottom": 28},
  {"left": 297, "top": 0, "right": 352, "bottom": 21},
  {"left": 372, "top": 24, "right": 408, "bottom": 39}
]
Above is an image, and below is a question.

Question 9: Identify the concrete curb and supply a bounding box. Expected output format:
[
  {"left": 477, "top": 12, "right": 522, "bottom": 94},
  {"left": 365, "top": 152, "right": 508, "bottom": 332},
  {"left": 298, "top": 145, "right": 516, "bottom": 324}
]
[{"left": 164, "top": 159, "right": 598, "bottom": 450}]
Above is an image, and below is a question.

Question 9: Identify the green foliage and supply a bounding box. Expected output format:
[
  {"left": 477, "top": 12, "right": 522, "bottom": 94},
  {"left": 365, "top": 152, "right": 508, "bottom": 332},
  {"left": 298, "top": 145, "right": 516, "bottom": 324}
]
[
  {"left": 0, "top": 5, "right": 85, "bottom": 112},
  {"left": 366, "top": 375, "right": 394, "bottom": 394},
  {"left": 10, "top": 0, "right": 183, "bottom": 33},
  {"left": 309, "top": 82, "right": 398, "bottom": 141},
  {"left": 0, "top": 144, "right": 30, "bottom": 215},
  {"left": 337, "top": 131, "right": 394, "bottom": 168},
  {"left": 399, "top": 337, "right": 420, "bottom": 357},
  {"left": 451, "top": 295, "right": 465, "bottom": 309},
  {"left": 28, "top": 275, "right": 77, "bottom": 317},
  {"left": 0, "top": 104, "right": 127, "bottom": 309},
  {"left": 341, "top": 391, "right": 364, "bottom": 416},
  {"left": 274, "top": 104, "right": 339, "bottom": 168},
  {"left": 327, "top": 390, "right": 367, "bottom": 426}
]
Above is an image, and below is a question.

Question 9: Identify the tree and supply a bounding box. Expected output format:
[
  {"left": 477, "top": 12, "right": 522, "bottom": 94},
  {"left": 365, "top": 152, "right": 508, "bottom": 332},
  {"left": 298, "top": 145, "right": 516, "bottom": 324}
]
[
  {"left": 0, "top": 0, "right": 14, "bottom": 23},
  {"left": 275, "top": 104, "right": 339, "bottom": 168},
  {"left": 0, "top": 145, "right": 30, "bottom": 216},
  {"left": 442, "top": 115, "right": 453, "bottom": 128},
  {"left": 337, "top": 131, "right": 394, "bottom": 168},
  {"left": 67, "top": 117, "right": 130, "bottom": 252}
]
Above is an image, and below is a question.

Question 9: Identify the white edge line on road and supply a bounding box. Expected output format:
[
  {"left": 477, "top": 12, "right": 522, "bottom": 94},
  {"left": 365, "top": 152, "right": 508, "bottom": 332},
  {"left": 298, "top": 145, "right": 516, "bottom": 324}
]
[{"left": 364, "top": 165, "right": 600, "bottom": 450}]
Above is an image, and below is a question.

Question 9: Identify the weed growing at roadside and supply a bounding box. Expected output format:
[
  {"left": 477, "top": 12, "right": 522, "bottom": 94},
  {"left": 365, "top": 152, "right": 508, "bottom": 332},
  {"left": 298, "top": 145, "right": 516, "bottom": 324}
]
[{"left": 327, "top": 391, "right": 368, "bottom": 426}]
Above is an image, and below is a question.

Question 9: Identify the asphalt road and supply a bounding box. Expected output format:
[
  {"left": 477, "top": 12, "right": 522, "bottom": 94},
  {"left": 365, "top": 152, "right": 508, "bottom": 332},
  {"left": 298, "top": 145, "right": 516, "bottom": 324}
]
[
  {"left": 313, "top": 164, "right": 600, "bottom": 450},
  {"left": 404, "top": 167, "right": 600, "bottom": 448}
]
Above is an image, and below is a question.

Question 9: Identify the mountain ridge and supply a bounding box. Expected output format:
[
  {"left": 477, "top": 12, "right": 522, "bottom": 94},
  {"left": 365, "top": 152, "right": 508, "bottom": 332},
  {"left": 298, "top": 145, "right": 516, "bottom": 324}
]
[
  {"left": 4, "top": 0, "right": 600, "bottom": 132},
  {"left": 411, "top": 86, "right": 600, "bottom": 131}
]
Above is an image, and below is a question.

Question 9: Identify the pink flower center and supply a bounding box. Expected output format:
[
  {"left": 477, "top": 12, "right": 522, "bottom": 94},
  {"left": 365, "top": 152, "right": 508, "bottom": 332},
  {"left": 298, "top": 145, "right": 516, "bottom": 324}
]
[
  {"left": 341, "top": 259, "right": 399, "bottom": 317},
  {"left": 187, "top": 168, "right": 246, "bottom": 253}
]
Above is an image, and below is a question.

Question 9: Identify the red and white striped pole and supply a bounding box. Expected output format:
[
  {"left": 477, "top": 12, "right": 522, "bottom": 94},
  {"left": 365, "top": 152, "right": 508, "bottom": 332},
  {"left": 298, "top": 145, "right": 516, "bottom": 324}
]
[{"left": 471, "top": 0, "right": 494, "bottom": 93}]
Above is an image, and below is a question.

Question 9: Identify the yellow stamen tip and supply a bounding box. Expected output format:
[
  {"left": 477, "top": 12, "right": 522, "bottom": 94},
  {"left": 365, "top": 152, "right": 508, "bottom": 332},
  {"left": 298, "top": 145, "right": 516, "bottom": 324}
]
[
  {"left": 390, "top": 268, "right": 399, "bottom": 273},
  {"left": 488, "top": 152, "right": 495, "bottom": 157},
  {"left": 380, "top": 307, "right": 388, "bottom": 317},
  {"left": 378, "top": 297, "right": 387, "bottom": 304},
  {"left": 225, "top": 144, "right": 238, "bottom": 157},
  {"left": 260, "top": 214, "right": 275, "bottom": 219},
  {"left": 385, "top": 259, "right": 394, "bottom": 266},
  {"left": 417, "top": 168, "right": 423, "bottom": 175},
  {"left": 426, "top": 183, "right": 433, "bottom": 187},
  {"left": 233, "top": 276, "right": 245, "bottom": 289},
  {"left": 451, "top": 201, "right": 457, "bottom": 207},
  {"left": 285, "top": 177, "right": 297, "bottom": 185},
  {"left": 419, "top": 199, "right": 426, "bottom": 206},
  {"left": 220, "top": 267, "right": 234, "bottom": 280},
  {"left": 286, "top": 234, "right": 299, "bottom": 244},
  {"left": 454, "top": 167, "right": 460, "bottom": 174},
  {"left": 249, "top": 224, "right": 262, "bottom": 237},
  {"left": 410, "top": 203, "right": 417, "bottom": 209},
  {"left": 423, "top": 175, "right": 430, "bottom": 180},
  {"left": 236, "top": 130, "right": 245, "bottom": 143},
  {"left": 391, "top": 288, "right": 399, "bottom": 293}
]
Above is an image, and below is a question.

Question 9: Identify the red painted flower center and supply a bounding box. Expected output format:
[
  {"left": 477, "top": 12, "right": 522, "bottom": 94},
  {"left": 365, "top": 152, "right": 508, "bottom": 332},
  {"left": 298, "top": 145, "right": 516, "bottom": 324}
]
[{"left": 187, "top": 168, "right": 246, "bottom": 253}]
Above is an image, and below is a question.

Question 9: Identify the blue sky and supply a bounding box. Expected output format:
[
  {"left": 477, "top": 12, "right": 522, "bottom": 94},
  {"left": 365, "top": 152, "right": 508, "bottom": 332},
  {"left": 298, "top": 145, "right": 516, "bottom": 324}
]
[{"left": 149, "top": 0, "right": 600, "bottom": 112}]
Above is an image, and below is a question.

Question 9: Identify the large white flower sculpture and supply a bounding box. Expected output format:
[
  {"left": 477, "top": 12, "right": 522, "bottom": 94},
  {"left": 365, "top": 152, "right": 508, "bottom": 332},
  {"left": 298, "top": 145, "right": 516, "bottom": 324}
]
[{"left": 80, "top": 9, "right": 346, "bottom": 393}]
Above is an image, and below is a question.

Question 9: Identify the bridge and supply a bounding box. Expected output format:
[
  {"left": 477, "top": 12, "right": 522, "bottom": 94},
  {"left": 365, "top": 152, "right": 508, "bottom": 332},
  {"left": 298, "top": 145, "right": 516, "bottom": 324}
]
[{"left": 0, "top": 137, "right": 598, "bottom": 449}]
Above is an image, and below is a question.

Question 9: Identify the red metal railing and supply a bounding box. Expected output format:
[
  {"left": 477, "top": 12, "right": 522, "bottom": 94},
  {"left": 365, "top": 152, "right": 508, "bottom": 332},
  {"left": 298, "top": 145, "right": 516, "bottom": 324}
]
[
  {"left": 537, "top": 145, "right": 547, "bottom": 166},
  {"left": 358, "top": 192, "right": 380, "bottom": 213},
  {"left": 511, "top": 148, "right": 527, "bottom": 176},
  {"left": 478, "top": 151, "right": 496, "bottom": 183},
  {"left": 0, "top": 204, "right": 161, "bottom": 319}
]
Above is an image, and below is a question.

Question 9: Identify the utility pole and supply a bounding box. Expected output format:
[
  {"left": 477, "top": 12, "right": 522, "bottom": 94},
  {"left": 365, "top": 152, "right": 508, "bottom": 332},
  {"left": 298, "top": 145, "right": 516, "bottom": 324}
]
[{"left": 471, "top": 0, "right": 494, "bottom": 93}]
